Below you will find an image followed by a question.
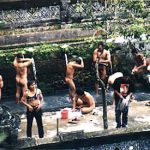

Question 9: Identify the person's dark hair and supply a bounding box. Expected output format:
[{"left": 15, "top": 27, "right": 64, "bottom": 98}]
[
  {"left": 75, "top": 57, "right": 81, "bottom": 64},
  {"left": 131, "top": 47, "right": 139, "bottom": 54},
  {"left": 98, "top": 41, "right": 104, "bottom": 48},
  {"left": 76, "top": 89, "right": 84, "bottom": 96},
  {"left": 123, "top": 70, "right": 132, "bottom": 77},
  {"left": 27, "top": 80, "right": 35, "bottom": 89},
  {"left": 16, "top": 53, "right": 24, "bottom": 59}
]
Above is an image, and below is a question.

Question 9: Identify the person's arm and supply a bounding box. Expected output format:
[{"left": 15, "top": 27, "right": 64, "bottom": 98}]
[
  {"left": 21, "top": 91, "right": 33, "bottom": 112},
  {"left": 72, "top": 57, "right": 84, "bottom": 68},
  {"left": 114, "top": 90, "right": 123, "bottom": 99},
  {"left": 88, "top": 95, "right": 95, "bottom": 109},
  {"left": 22, "top": 58, "right": 33, "bottom": 62},
  {"left": 136, "top": 57, "right": 146, "bottom": 70},
  {"left": 37, "top": 89, "right": 44, "bottom": 109},
  {"left": 93, "top": 49, "right": 98, "bottom": 63},
  {"left": 127, "top": 80, "right": 134, "bottom": 101},
  {"left": 13, "top": 57, "right": 17, "bottom": 67},
  {"left": 79, "top": 57, "right": 84, "bottom": 68},
  {"left": 22, "top": 58, "right": 33, "bottom": 67}
]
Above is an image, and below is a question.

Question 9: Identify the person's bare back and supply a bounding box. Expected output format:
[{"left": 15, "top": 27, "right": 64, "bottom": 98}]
[
  {"left": 13, "top": 53, "right": 32, "bottom": 103},
  {"left": 65, "top": 57, "right": 84, "bottom": 101},
  {"left": 65, "top": 62, "right": 76, "bottom": 79},
  {"left": 73, "top": 89, "right": 95, "bottom": 114}
]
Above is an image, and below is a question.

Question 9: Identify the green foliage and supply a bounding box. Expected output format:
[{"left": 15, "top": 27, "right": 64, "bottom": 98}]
[
  {"left": 0, "top": 132, "right": 7, "bottom": 143},
  {"left": 125, "top": 0, "right": 145, "bottom": 14},
  {"left": 0, "top": 40, "right": 99, "bottom": 66},
  {"left": 124, "top": 24, "right": 145, "bottom": 38},
  {"left": 0, "top": 20, "right": 6, "bottom": 29},
  {"left": 75, "top": 2, "right": 85, "bottom": 13}
]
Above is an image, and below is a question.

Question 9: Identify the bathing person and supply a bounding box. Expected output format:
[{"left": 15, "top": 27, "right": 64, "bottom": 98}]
[
  {"left": 72, "top": 89, "right": 95, "bottom": 114},
  {"left": 112, "top": 71, "right": 134, "bottom": 128},
  {"left": 107, "top": 72, "right": 123, "bottom": 104},
  {"left": 13, "top": 53, "right": 32, "bottom": 103},
  {"left": 65, "top": 57, "right": 84, "bottom": 101},
  {"left": 21, "top": 80, "right": 44, "bottom": 138},
  {"left": 131, "top": 49, "right": 150, "bottom": 106},
  {"left": 0, "top": 75, "right": 3, "bottom": 100},
  {"left": 93, "top": 41, "right": 111, "bottom": 95},
  {"left": 131, "top": 49, "right": 147, "bottom": 74}
]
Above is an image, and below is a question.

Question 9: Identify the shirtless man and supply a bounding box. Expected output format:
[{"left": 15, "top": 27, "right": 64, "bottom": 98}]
[
  {"left": 132, "top": 52, "right": 147, "bottom": 74},
  {"left": 65, "top": 57, "right": 84, "bottom": 102},
  {"left": 72, "top": 89, "right": 95, "bottom": 114},
  {"left": 131, "top": 47, "right": 150, "bottom": 74},
  {"left": 0, "top": 75, "right": 3, "bottom": 100},
  {"left": 13, "top": 53, "right": 32, "bottom": 103},
  {"left": 93, "top": 41, "right": 111, "bottom": 95}
]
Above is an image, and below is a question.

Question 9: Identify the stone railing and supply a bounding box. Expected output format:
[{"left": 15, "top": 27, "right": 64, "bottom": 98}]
[
  {"left": 0, "top": 1, "right": 106, "bottom": 28},
  {"left": 0, "top": 6, "right": 60, "bottom": 28}
]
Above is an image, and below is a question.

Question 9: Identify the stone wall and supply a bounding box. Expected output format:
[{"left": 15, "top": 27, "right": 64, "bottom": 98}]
[{"left": 0, "top": 29, "right": 95, "bottom": 47}]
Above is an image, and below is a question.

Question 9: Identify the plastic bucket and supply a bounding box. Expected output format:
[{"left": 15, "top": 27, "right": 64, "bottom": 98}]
[{"left": 61, "top": 110, "right": 68, "bottom": 119}]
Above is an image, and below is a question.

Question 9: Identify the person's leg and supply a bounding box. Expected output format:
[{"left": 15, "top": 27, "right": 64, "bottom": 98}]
[
  {"left": 68, "top": 80, "right": 76, "bottom": 101},
  {"left": 16, "top": 84, "right": 21, "bottom": 104},
  {"left": 112, "top": 92, "right": 115, "bottom": 105},
  {"left": 34, "top": 109, "right": 44, "bottom": 138},
  {"left": 22, "top": 82, "right": 27, "bottom": 94},
  {"left": 115, "top": 106, "right": 122, "bottom": 128},
  {"left": 102, "top": 66, "right": 108, "bottom": 89},
  {"left": 101, "top": 66, "right": 107, "bottom": 81},
  {"left": 81, "top": 106, "right": 95, "bottom": 114},
  {"left": 122, "top": 107, "right": 128, "bottom": 127},
  {"left": 26, "top": 110, "right": 34, "bottom": 138}
]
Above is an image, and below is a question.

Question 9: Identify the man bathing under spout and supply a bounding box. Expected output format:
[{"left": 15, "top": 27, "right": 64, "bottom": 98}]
[
  {"left": 13, "top": 53, "right": 32, "bottom": 104},
  {"left": 65, "top": 57, "right": 84, "bottom": 102}
]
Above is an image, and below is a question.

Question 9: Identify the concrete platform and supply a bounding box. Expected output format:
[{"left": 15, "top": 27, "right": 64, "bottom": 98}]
[{"left": 12, "top": 100, "right": 150, "bottom": 149}]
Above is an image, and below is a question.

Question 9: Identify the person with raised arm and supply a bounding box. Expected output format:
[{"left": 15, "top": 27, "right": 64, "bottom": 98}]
[
  {"left": 65, "top": 57, "right": 84, "bottom": 102},
  {"left": 13, "top": 53, "right": 32, "bottom": 103}
]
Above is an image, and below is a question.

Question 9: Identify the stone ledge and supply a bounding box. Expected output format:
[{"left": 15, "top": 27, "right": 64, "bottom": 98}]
[
  {"left": 0, "top": 29, "right": 96, "bottom": 47},
  {"left": 15, "top": 124, "right": 150, "bottom": 149}
]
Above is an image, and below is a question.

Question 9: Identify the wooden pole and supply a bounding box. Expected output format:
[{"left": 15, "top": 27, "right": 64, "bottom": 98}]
[
  {"left": 56, "top": 118, "right": 59, "bottom": 136},
  {"left": 95, "top": 59, "right": 108, "bottom": 129}
]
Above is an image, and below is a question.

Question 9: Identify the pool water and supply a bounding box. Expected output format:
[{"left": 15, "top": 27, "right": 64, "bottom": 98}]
[{"left": 43, "top": 89, "right": 150, "bottom": 111}]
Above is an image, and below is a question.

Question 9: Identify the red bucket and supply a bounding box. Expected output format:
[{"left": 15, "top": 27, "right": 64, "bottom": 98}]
[{"left": 61, "top": 110, "right": 68, "bottom": 119}]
